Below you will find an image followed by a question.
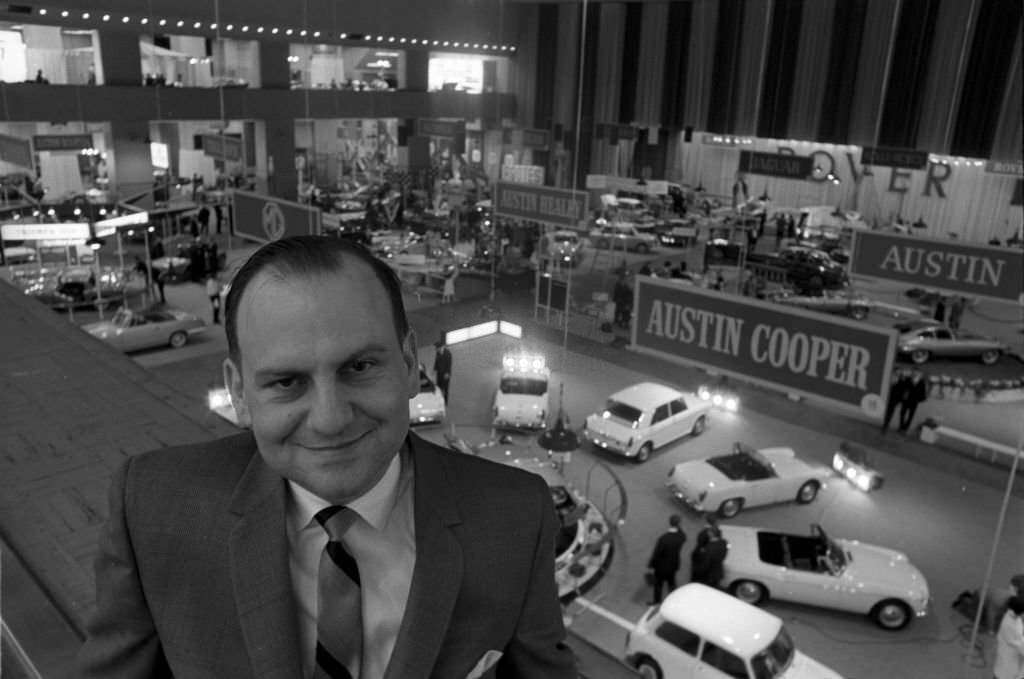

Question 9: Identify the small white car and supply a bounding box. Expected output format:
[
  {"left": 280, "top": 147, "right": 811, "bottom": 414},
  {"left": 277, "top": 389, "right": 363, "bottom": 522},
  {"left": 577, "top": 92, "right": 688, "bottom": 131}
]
[
  {"left": 667, "top": 442, "right": 832, "bottom": 518},
  {"left": 625, "top": 583, "right": 844, "bottom": 679},
  {"left": 492, "top": 353, "right": 549, "bottom": 430},
  {"left": 721, "top": 524, "right": 930, "bottom": 631},
  {"left": 582, "top": 382, "right": 712, "bottom": 463},
  {"left": 410, "top": 364, "right": 446, "bottom": 426}
]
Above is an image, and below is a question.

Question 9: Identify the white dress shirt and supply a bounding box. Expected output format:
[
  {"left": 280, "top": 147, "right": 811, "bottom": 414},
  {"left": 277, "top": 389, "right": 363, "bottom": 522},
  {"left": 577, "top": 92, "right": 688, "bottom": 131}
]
[
  {"left": 995, "top": 610, "right": 1024, "bottom": 679},
  {"left": 288, "top": 449, "right": 417, "bottom": 679}
]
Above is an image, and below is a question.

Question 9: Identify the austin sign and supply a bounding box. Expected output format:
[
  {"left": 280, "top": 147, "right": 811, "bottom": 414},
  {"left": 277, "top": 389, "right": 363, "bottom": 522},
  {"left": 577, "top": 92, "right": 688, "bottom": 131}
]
[
  {"left": 632, "top": 279, "right": 897, "bottom": 418},
  {"left": 849, "top": 231, "right": 1024, "bottom": 304},
  {"left": 493, "top": 182, "right": 588, "bottom": 229},
  {"left": 232, "top": 191, "right": 321, "bottom": 243}
]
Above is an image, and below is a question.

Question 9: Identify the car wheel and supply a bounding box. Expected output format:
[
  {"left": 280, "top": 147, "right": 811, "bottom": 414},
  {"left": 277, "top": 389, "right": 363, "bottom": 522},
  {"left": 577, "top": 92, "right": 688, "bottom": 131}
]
[
  {"left": 980, "top": 349, "right": 1002, "bottom": 365},
  {"left": 636, "top": 243, "right": 650, "bottom": 254},
  {"left": 718, "top": 498, "right": 743, "bottom": 518},
  {"left": 636, "top": 442, "right": 653, "bottom": 463},
  {"left": 691, "top": 415, "right": 707, "bottom": 436},
  {"left": 634, "top": 657, "right": 663, "bottom": 679},
  {"left": 730, "top": 579, "right": 767, "bottom": 605},
  {"left": 849, "top": 306, "right": 869, "bottom": 320},
  {"left": 871, "top": 599, "right": 912, "bottom": 630},
  {"left": 169, "top": 331, "right": 188, "bottom": 349},
  {"left": 796, "top": 480, "right": 820, "bottom": 504},
  {"left": 910, "top": 349, "right": 930, "bottom": 364}
]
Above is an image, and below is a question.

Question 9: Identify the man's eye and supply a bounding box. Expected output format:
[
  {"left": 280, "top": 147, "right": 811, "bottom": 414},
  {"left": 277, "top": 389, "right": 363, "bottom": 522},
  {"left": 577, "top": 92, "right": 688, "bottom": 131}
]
[
  {"left": 349, "top": 360, "right": 376, "bottom": 373},
  {"left": 270, "top": 376, "right": 301, "bottom": 390}
]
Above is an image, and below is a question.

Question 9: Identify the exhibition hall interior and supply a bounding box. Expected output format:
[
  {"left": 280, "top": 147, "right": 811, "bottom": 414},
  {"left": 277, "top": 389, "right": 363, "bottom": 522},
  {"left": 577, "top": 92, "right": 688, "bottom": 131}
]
[{"left": 0, "top": 0, "right": 1022, "bottom": 677}]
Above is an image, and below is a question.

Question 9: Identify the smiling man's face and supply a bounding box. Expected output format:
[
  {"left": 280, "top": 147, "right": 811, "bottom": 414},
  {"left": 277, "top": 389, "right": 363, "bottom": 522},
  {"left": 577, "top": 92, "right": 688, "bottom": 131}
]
[{"left": 223, "top": 256, "right": 418, "bottom": 504}]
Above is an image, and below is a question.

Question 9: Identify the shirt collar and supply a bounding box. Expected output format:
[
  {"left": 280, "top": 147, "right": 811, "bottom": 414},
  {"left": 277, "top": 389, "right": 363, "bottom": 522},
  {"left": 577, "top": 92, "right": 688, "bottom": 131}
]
[{"left": 288, "top": 451, "right": 403, "bottom": 534}]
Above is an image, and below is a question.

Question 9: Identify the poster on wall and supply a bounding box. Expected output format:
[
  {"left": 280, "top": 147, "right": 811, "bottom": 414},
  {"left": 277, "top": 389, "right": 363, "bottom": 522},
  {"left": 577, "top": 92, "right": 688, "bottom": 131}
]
[
  {"left": 632, "top": 278, "right": 897, "bottom": 419},
  {"left": 232, "top": 190, "right": 320, "bottom": 243}
]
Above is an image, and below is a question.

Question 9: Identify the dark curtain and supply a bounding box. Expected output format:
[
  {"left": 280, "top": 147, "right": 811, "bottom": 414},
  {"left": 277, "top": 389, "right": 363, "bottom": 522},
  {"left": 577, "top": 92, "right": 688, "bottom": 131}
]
[
  {"left": 818, "top": 0, "right": 868, "bottom": 143},
  {"left": 619, "top": 2, "right": 644, "bottom": 124},
  {"left": 757, "top": 0, "right": 804, "bottom": 138},
  {"left": 877, "top": 0, "right": 941, "bottom": 148},
  {"left": 660, "top": 1, "right": 693, "bottom": 129},
  {"left": 706, "top": 0, "right": 745, "bottom": 133},
  {"left": 951, "top": 0, "right": 1023, "bottom": 157},
  {"left": 576, "top": 2, "right": 602, "bottom": 188}
]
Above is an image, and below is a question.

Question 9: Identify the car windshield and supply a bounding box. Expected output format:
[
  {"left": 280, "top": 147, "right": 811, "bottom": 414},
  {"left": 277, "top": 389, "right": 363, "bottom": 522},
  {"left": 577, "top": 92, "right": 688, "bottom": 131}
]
[
  {"left": 500, "top": 376, "right": 548, "bottom": 396},
  {"left": 112, "top": 310, "right": 132, "bottom": 326},
  {"left": 824, "top": 538, "right": 847, "bottom": 574},
  {"left": 750, "top": 627, "right": 796, "bottom": 679},
  {"left": 603, "top": 400, "right": 643, "bottom": 426}
]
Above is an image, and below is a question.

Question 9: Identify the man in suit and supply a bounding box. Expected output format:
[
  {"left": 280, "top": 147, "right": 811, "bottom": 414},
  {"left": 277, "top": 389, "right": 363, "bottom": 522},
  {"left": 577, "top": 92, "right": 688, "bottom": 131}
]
[
  {"left": 433, "top": 340, "right": 452, "bottom": 404},
  {"left": 647, "top": 514, "right": 687, "bottom": 605},
  {"left": 898, "top": 370, "right": 929, "bottom": 434},
  {"left": 77, "top": 236, "right": 576, "bottom": 679}
]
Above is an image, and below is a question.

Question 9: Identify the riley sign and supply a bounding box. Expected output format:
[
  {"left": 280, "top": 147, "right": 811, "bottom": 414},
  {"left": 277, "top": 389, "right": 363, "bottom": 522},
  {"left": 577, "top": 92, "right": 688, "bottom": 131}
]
[
  {"left": 632, "top": 279, "right": 897, "bottom": 418},
  {"left": 850, "top": 231, "right": 1024, "bottom": 304}
]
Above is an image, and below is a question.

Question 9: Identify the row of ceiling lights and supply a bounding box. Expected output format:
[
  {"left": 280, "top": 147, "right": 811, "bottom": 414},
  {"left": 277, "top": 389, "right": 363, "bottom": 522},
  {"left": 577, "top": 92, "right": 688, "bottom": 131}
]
[{"left": 34, "top": 7, "right": 517, "bottom": 51}]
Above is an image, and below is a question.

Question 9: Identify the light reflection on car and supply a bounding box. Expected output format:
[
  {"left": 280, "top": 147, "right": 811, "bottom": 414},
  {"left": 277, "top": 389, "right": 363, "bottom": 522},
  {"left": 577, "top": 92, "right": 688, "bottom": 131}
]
[
  {"left": 410, "top": 364, "right": 446, "bottom": 426},
  {"left": 493, "top": 352, "right": 549, "bottom": 430}
]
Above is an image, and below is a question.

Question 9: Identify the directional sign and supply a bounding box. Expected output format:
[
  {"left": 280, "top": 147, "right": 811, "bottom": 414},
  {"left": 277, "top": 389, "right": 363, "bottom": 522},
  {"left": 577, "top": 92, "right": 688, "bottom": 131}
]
[
  {"left": 202, "top": 134, "right": 244, "bottom": 163},
  {"left": 32, "top": 134, "right": 94, "bottom": 151},
  {"left": 850, "top": 231, "right": 1024, "bottom": 305},
  {"left": 1, "top": 222, "right": 90, "bottom": 241},
  {"left": 493, "top": 182, "right": 588, "bottom": 229},
  {"left": 0, "top": 133, "right": 33, "bottom": 167},
  {"left": 232, "top": 191, "right": 320, "bottom": 243},
  {"left": 738, "top": 151, "right": 813, "bottom": 179},
  {"left": 632, "top": 278, "right": 897, "bottom": 419},
  {"left": 861, "top": 147, "right": 929, "bottom": 170}
]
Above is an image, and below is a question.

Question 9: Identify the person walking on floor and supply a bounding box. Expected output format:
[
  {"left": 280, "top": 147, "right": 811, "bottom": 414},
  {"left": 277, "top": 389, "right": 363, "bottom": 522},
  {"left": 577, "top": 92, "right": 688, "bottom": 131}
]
[
  {"left": 994, "top": 596, "right": 1024, "bottom": 679},
  {"left": 948, "top": 296, "right": 966, "bottom": 330},
  {"left": 433, "top": 339, "right": 452, "bottom": 404},
  {"left": 647, "top": 514, "right": 687, "bottom": 605},
  {"left": 690, "top": 514, "right": 729, "bottom": 589},
  {"left": 933, "top": 296, "right": 947, "bottom": 323},
  {"left": 882, "top": 369, "right": 911, "bottom": 432},
  {"left": 155, "top": 267, "right": 168, "bottom": 304},
  {"left": 205, "top": 274, "right": 222, "bottom": 324},
  {"left": 898, "top": 370, "right": 928, "bottom": 433},
  {"left": 442, "top": 266, "right": 457, "bottom": 303}
]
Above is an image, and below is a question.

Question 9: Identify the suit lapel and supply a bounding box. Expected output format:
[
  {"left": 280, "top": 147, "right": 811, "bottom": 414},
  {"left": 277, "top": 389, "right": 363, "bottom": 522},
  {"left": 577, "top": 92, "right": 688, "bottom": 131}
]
[
  {"left": 385, "top": 437, "right": 464, "bottom": 679},
  {"left": 227, "top": 452, "right": 304, "bottom": 679}
]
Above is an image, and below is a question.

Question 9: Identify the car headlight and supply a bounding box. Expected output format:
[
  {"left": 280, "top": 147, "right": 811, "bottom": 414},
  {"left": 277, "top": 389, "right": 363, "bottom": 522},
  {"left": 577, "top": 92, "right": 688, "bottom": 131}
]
[
  {"left": 724, "top": 397, "right": 738, "bottom": 412},
  {"left": 711, "top": 394, "right": 723, "bottom": 406}
]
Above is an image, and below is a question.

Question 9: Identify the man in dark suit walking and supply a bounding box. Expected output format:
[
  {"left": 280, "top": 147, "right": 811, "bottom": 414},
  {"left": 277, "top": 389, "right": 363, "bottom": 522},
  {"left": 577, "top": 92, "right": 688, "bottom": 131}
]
[
  {"left": 433, "top": 339, "right": 452, "bottom": 404},
  {"left": 77, "top": 237, "right": 575, "bottom": 679},
  {"left": 647, "top": 514, "right": 687, "bottom": 604},
  {"left": 899, "top": 370, "right": 929, "bottom": 433}
]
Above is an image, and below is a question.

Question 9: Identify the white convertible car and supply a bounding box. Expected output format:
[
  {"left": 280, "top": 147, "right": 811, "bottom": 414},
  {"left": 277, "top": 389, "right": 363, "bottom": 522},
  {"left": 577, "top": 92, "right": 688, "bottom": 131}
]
[
  {"left": 721, "top": 524, "right": 930, "bottom": 631},
  {"left": 667, "top": 442, "right": 832, "bottom": 518}
]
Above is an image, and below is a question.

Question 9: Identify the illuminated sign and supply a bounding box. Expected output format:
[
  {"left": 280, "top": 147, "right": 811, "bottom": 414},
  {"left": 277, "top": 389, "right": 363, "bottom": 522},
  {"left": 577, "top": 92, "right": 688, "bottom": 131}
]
[
  {"left": 95, "top": 212, "right": 149, "bottom": 236},
  {"left": 632, "top": 279, "right": 897, "bottom": 418},
  {"left": 32, "top": 134, "right": 93, "bottom": 151},
  {"left": 444, "top": 320, "right": 522, "bottom": 345},
  {"left": 416, "top": 119, "right": 463, "bottom": 139},
  {"left": 232, "top": 190, "right": 320, "bottom": 243},
  {"left": 1, "top": 222, "right": 90, "bottom": 241},
  {"left": 984, "top": 160, "right": 1024, "bottom": 176},
  {"left": 150, "top": 142, "right": 169, "bottom": 169},
  {"left": 849, "top": 231, "right": 1024, "bottom": 304},
  {"left": 500, "top": 165, "right": 544, "bottom": 185},
  {"left": 493, "top": 182, "right": 588, "bottom": 228},
  {"left": 738, "top": 151, "right": 813, "bottom": 179},
  {"left": 861, "top": 147, "right": 929, "bottom": 170},
  {"left": 202, "top": 134, "right": 243, "bottom": 162}
]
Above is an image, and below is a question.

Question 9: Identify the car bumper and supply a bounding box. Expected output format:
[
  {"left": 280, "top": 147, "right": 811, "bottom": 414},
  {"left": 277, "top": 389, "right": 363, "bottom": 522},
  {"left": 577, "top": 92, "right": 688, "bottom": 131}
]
[
  {"left": 583, "top": 431, "right": 634, "bottom": 457},
  {"left": 493, "top": 416, "right": 546, "bottom": 430},
  {"left": 667, "top": 484, "right": 705, "bottom": 510}
]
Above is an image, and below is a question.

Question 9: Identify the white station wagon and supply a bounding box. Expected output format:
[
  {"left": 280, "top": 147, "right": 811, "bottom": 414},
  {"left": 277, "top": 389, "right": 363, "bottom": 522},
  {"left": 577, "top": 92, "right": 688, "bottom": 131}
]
[
  {"left": 625, "top": 583, "right": 844, "bottom": 679},
  {"left": 582, "top": 382, "right": 712, "bottom": 462},
  {"left": 721, "top": 524, "right": 930, "bottom": 631}
]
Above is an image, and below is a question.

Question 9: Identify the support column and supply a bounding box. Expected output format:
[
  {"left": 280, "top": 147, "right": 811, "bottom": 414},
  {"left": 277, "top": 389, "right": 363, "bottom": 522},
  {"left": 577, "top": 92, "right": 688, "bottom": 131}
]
[
  {"left": 110, "top": 120, "right": 154, "bottom": 205},
  {"left": 405, "top": 47, "right": 429, "bottom": 92},
  {"left": 97, "top": 31, "right": 142, "bottom": 86},
  {"left": 264, "top": 119, "right": 298, "bottom": 201},
  {"left": 260, "top": 43, "right": 291, "bottom": 90}
]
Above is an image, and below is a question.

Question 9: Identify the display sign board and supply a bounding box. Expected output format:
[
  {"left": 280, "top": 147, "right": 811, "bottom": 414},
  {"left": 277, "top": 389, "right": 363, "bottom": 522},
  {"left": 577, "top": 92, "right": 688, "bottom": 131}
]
[
  {"left": 94, "top": 211, "right": 149, "bottom": 237},
  {"left": 0, "top": 133, "right": 33, "bottom": 168},
  {"left": 31, "top": 134, "right": 93, "bottom": 151},
  {"left": 493, "top": 182, "right": 588, "bottom": 229},
  {"left": 738, "top": 151, "right": 813, "bottom": 179},
  {"left": 522, "top": 128, "right": 550, "bottom": 148},
  {"left": 984, "top": 160, "right": 1024, "bottom": 176},
  {"left": 232, "top": 191, "right": 320, "bottom": 243},
  {"left": 202, "top": 134, "right": 244, "bottom": 163},
  {"left": 860, "top": 147, "right": 929, "bottom": 170},
  {"left": 500, "top": 164, "right": 545, "bottom": 185},
  {"left": 849, "top": 231, "right": 1024, "bottom": 304},
  {"left": 415, "top": 119, "right": 462, "bottom": 139},
  {"left": 1, "top": 222, "right": 90, "bottom": 241},
  {"left": 632, "top": 279, "right": 897, "bottom": 418}
]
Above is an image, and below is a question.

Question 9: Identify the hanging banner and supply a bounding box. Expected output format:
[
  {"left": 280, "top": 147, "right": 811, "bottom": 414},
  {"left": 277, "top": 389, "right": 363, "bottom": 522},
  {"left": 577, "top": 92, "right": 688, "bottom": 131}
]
[
  {"left": 493, "top": 181, "right": 588, "bottom": 229},
  {"left": 2, "top": 222, "right": 90, "bottom": 241},
  {"left": 632, "top": 278, "right": 897, "bottom": 419},
  {"left": 202, "top": 135, "right": 244, "bottom": 163},
  {"left": 738, "top": 151, "right": 813, "bottom": 179},
  {"left": 232, "top": 191, "right": 321, "bottom": 243},
  {"left": 416, "top": 119, "right": 462, "bottom": 139},
  {"left": 985, "top": 160, "right": 1024, "bottom": 176},
  {"left": 500, "top": 164, "right": 545, "bottom": 185},
  {"left": 32, "top": 134, "right": 93, "bottom": 152},
  {"left": 0, "top": 133, "right": 33, "bottom": 168},
  {"left": 849, "top": 231, "right": 1024, "bottom": 304},
  {"left": 860, "top": 147, "right": 930, "bottom": 170}
]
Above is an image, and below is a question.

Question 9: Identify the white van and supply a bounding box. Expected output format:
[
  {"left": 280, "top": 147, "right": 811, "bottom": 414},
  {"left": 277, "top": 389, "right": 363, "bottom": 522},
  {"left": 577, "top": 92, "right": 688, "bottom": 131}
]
[{"left": 625, "top": 583, "right": 845, "bottom": 679}]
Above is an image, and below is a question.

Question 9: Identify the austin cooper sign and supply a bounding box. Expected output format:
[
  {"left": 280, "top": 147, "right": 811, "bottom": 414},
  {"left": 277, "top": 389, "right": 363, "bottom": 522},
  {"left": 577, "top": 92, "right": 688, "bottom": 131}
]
[
  {"left": 850, "top": 232, "right": 1024, "bottom": 304},
  {"left": 632, "top": 279, "right": 897, "bottom": 418}
]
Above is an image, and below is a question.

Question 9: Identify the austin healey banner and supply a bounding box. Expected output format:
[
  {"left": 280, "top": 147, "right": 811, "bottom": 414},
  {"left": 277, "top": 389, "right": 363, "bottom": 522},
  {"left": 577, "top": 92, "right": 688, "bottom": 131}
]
[
  {"left": 849, "top": 231, "right": 1024, "bottom": 304},
  {"left": 632, "top": 279, "right": 897, "bottom": 419}
]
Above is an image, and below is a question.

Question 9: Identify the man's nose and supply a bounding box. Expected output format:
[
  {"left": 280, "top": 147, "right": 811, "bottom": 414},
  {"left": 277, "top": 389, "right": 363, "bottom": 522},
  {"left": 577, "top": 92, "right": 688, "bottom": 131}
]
[{"left": 306, "top": 382, "right": 354, "bottom": 435}]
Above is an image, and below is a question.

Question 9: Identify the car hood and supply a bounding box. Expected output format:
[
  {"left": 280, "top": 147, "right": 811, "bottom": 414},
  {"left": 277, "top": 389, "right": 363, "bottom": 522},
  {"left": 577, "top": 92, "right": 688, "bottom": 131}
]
[
  {"left": 496, "top": 393, "right": 545, "bottom": 415},
  {"left": 839, "top": 539, "right": 929, "bottom": 596},
  {"left": 668, "top": 460, "right": 728, "bottom": 493}
]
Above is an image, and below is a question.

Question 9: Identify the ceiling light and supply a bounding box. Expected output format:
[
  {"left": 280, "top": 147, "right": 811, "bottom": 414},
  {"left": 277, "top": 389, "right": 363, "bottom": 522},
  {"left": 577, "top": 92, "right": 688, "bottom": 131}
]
[
  {"left": 473, "top": 43, "right": 479, "bottom": 48},
  {"left": 313, "top": 31, "right": 320, "bottom": 37},
  {"left": 82, "top": 12, "right": 90, "bottom": 19},
  {"left": 140, "top": 17, "right": 148, "bottom": 24},
  {"left": 433, "top": 40, "right": 439, "bottom": 45},
  {"left": 299, "top": 30, "right": 306, "bottom": 36},
  {"left": 210, "top": 23, "right": 217, "bottom": 29},
  {"left": 60, "top": 10, "right": 68, "bottom": 17},
  {"left": 340, "top": 33, "right": 347, "bottom": 39},
  {"left": 158, "top": 19, "right": 166, "bottom": 26},
  {"left": 271, "top": 27, "right": 279, "bottom": 34},
  {"left": 122, "top": 16, "right": 130, "bottom": 23},
  {"left": 257, "top": 26, "right": 264, "bottom": 33},
  {"left": 241, "top": 25, "right": 249, "bottom": 32},
  {"left": 194, "top": 21, "right": 201, "bottom": 28},
  {"left": 102, "top": 14, "right": 110, "bottom": 21},
  {"left": 177, "top": 20, "right": 184, "bottom": 27},
  {"left": 225, "top": 24, "right": 233, "bottom": 30},
  {"left": 510, "top": 46, "right": 516, "bottom": 52},
  {"left": 443, "top": 41, "right": 449, "bottom": 46},
  {"left": 377, "top": 35, "right": 384, "bottom": 41},
  {"left": 285, "top": 28, "right": 293, "bottom": 35},
  {"left": 38, "top": 8, "right": 47, "bottom": 15}
]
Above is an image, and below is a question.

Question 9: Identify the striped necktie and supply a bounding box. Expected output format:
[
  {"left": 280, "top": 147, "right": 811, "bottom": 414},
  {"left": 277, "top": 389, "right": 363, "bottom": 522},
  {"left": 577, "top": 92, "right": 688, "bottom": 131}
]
[{"left": 313, "top": 506, "right": 363, "bottom": 679}]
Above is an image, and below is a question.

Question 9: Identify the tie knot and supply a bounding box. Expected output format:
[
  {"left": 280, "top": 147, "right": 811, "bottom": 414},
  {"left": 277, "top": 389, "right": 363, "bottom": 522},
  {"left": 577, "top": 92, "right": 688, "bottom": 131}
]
[{"left": 314, "top": 505, "right": 358, "bottom": 541}]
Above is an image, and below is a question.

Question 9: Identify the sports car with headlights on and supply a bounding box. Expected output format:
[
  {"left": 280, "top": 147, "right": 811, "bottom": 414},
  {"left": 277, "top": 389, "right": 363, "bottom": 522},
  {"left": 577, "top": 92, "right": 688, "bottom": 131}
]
[
  {"left": 897, "top": 324, "right": 1007, "bottom": 365},
  {"left": 721, "top": 523, "right": 930, "bottom": 631},
  {"left": 667, "top": 442, "right": 832, "bottom": 518}
]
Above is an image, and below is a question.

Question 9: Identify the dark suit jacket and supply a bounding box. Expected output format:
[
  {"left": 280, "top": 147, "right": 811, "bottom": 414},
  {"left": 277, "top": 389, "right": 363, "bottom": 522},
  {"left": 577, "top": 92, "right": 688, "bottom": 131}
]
[
  {"left": 648, "top": 529, "right": 687, "bottom": 576},
  {"left": 76, "top": 432, "right": 575, "bottom": 679},
  {"left": 434, "top": 347, "right": 452, "bottom": 381}
]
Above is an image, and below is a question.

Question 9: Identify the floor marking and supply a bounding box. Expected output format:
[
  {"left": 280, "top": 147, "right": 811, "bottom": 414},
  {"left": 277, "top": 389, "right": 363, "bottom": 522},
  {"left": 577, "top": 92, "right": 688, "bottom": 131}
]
[{"left": 572, "top": 596, "right": 636, "bottom": 631}]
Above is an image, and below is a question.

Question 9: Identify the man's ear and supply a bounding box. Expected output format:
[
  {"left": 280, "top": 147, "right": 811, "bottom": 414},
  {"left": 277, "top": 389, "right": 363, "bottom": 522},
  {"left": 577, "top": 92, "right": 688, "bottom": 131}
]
[
  {"left": 402, "top": 330, "right": 419, "bottom": 399},
  {"left": 223, "top": 356, "right": 251, "bottom": 428}
]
